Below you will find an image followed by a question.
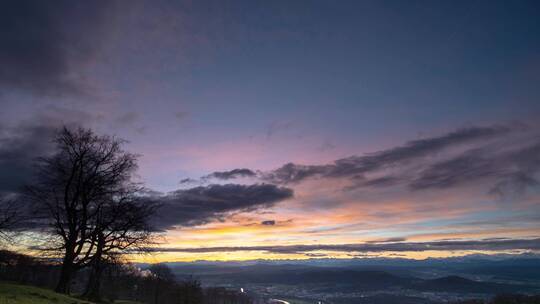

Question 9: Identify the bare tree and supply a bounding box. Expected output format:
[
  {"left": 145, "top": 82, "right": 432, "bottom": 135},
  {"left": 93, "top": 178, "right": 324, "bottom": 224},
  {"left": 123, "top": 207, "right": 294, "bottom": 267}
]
[
  {"left": 83, "top": 193, "right": 158, "bottom": 301},
  {"left": 25, "top": 126, "right": 146, "bottom": 294},
  {"left": 0, "top": 198, "right": 20, "bottom": 244}
]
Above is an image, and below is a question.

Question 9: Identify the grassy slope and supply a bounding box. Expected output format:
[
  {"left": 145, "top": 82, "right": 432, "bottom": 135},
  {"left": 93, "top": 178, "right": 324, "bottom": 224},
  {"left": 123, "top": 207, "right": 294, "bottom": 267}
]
[{"left": 0, "top": 282, "right": 93, "bottom": 304}]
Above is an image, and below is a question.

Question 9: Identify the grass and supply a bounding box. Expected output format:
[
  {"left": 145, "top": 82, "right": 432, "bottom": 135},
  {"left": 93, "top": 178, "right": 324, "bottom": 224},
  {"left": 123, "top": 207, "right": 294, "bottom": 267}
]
[{"left": 0, "top": 282, "right": 93, "bottom": 304}]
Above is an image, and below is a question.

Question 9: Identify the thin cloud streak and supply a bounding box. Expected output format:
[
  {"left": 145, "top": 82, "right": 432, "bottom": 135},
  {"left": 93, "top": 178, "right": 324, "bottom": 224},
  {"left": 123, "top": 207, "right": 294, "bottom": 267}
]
[
  {"left": 146, "top": 238, "right": 540, "bottom": 254},
  {"left": 203, "top": 168, "right": 257, "bottom": 181}
]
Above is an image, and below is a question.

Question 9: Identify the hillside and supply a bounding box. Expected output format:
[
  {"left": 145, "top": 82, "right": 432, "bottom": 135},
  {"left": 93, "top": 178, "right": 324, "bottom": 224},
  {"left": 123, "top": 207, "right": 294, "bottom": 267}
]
[{"left": 0, "top": 282, "right": 94, "bottom": 304}]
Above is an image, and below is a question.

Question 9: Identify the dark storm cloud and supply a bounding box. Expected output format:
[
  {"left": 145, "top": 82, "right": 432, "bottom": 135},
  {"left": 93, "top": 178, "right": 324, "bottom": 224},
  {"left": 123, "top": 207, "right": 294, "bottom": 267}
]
[
  {"left": 262, "top": 125, "right": 511, "bottom": 184},
  {"left": 203, "top": 168, "right": 257, "bottom": 181},
  {"left": 0, "top": 0, "right": 117, "bottom": 97},
  {"left": 0, "top": 110, "right": 100, "bottom": 195},
  {"left": 261, "top": 220, "right": 276, "bottom": 226},
  {"left": 146, "top": 238, "right": 540, "bottom": 254},
  {"left": 0, "top": 124, "right": 57, "bottom": 194},
  {"left": 151, "top": 184, "right": 293, "bottom": 230}
]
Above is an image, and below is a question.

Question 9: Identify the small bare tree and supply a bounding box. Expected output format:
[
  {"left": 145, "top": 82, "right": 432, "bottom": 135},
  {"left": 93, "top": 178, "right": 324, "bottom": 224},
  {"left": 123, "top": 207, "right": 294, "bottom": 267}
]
[
  {"left": 25, "top": 126, "right": 152, "bottom": 294},
  {"left": 0, "top": 198, "right": 19, "bottom": 244},
  {"left": 83, "top": 192, "right": 158, "bottom": 301}
]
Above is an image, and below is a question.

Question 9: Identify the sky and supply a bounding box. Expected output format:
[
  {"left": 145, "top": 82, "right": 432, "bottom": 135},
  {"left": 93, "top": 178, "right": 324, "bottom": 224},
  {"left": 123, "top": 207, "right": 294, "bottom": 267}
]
[{"left": 1, "top": 0, "right": 540, "bottom": 262}]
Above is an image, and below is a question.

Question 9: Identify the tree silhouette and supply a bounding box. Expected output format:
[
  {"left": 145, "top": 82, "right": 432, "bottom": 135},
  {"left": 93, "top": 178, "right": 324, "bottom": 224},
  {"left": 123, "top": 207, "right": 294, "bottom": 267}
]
[
  {"left": 83, "top": 192, "right": 158, "bottom": 301},
  {"left": 25, "top": 126, "right": 155, "bottom": 294},
  {"left": 0, "top": 198, "right": 19, "bottom": 244}
]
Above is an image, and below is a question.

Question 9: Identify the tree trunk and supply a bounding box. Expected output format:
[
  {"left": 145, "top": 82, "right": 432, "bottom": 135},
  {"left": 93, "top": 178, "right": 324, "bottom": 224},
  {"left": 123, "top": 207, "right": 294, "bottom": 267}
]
[
  {"left": 55, "top": 259, "right": 74, "bottom": 294},
  {"left": 154, "top": 280, "right": 160, "bottom": 304},
  {"left": 84, "top": 234, "right": 105, "bottom": 301},
  {"left": 84, "top": 262, "right": 103, "bottom": 301},
  {"left": 55, "top": 242, "right": 77, "bottom": 294}
]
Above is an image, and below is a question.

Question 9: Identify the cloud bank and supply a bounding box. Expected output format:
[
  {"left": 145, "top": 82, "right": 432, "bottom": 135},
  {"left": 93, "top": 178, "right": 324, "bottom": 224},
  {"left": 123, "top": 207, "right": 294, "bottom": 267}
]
[
  {"left": 151, "top": 183, "right": 293, "bottom": 230},
  {"left": 0, "top": 124, "right": 57, "bottom": 195}
]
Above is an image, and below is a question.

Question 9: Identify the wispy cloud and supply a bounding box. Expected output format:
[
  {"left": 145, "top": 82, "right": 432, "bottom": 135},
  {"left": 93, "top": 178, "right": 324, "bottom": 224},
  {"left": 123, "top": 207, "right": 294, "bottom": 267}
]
[
  {"left": 146, "top": 237, "right": 540, "bottom": 254},
  {"left": 203, "top": 168, "right": 257, "bottom": 181},
  {"left": 261, "top": 125, "right": 513, "bottom": 184},
  {"left": 201, "top": 123, "right": 540, "bottom": 198}
]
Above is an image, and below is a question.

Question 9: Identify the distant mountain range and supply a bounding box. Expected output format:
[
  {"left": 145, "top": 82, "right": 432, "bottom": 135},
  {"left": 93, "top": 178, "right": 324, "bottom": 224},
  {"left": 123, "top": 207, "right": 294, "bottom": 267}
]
[
  {"left": 194, "top": 268, "right": 536, "bottom": 293},
  {"left": 157, "top": 252, "right": 540, "bottom": 268},
  {"left": 154, "top": 255, "right": 540, "bottom": 295}
]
